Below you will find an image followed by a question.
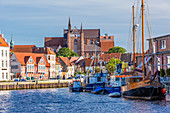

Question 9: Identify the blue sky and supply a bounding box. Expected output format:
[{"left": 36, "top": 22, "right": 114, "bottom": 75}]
[{"left": 0, "top": 0, "right": 169, "bottom": 52}]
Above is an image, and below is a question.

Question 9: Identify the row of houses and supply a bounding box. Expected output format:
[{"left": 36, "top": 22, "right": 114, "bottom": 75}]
[{"left": 0, "top": 33, "right": 169, "bottom": 81}]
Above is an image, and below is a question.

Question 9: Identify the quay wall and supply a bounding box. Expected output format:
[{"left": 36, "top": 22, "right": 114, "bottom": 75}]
[{"left": 0, "top": 80, "right": 72, "bottom": 90}]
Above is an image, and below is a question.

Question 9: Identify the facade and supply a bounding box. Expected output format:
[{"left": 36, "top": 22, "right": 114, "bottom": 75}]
[
  {"left": 146, "top": 34, "right": 170, "bottom": 75},
  {"left": 45, "top": 18, "right": 114, "bottom": 57},
  {"left": 59, "top": 57, "right": 74, "bottom": 79},
  {"left": 32, "top": 47, "right": 56, "bottom": 78},
  {"left": 56, "top": 58, "right": 62, "bottom": 78},
  {"left": 11, "top": 52, "right": 50, "bottom": 80},
  {"left": 0, "top": 34, "right": 10, "bottom": 81}
]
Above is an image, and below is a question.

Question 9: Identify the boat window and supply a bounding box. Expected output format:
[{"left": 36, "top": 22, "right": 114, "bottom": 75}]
[
  {"left": 97, "top": 77, "right": 101, "bottom": 82},
  {"left": 116, "top": 78, "right": 119, "bottom": 81}
]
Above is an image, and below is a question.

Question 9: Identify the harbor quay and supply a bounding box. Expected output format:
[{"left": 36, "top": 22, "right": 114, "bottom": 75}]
[{"left": 0, "top": 80, "right": 72, "bottom": 90}]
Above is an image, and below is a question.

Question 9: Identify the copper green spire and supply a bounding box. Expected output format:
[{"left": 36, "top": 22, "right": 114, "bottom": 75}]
[{"left": 10, "top": 33, "right": 14, "bottom": 49}]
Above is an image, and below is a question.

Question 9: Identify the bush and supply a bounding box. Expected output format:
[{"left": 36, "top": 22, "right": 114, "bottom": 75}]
[
  {"left": 166, "top": 68, "right": 170, "bottom": 77},
  {"left": 160, "top": 69, "right": 165, "bottom": 77}
]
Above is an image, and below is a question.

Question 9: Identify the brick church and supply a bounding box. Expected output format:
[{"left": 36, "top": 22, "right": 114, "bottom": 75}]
[{"left": 45, "top": 18, "right": 114, "bottom": 57}]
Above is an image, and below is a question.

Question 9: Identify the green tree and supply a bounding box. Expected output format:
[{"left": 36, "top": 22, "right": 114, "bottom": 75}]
[
  {"left": 108, "top": 46, "right": 127, "bottom": 54},
  {"left": 166, "top": 68, "right": 170, "bottom": 77},
  {"left": 95, "top": 67, "right": 100, "bottom": 73},
  {"left": 160, "top": 69, "right": 165, "bottom": 77},
  {"left": 106, "top": 58, "right": 122, "bottom": 74},
  {"left": 56, "top": 47, "right": 79, "bottom": 57}
]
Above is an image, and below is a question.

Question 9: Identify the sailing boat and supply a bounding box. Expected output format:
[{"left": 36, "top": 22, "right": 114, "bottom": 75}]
[{"left": 121, "top": 0, "right": 164, "bottom": 100}]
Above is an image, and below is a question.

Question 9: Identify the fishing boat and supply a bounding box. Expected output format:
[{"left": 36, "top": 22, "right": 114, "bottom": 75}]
[
  {"left": 121, "top": 0, "right": 164, "bottom": 100},
  {"left": 69, "top": 79, "right": 83, "bottom": 92},
  {"left": 84, "top": 72, "right": 108, "bottom": 92}
]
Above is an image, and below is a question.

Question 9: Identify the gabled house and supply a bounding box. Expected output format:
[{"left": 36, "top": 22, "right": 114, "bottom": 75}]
[
  {"left": 11, "top": 52, "right": 50, "bottom": 80},
  {"left": 59, "top": 57, "right": 74, "bottom": 79}
]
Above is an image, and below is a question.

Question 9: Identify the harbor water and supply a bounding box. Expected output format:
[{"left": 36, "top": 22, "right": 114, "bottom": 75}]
[{"left": 0, "top": 88, "right": 169, "bottom": 113}]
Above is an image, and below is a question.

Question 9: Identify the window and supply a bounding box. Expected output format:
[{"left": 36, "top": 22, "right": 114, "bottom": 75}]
[
  {"left": 167, "top": 56, "right": 170, "bottom": 68},
  {"left": 90, "top": 40, "right": 93, "bottom": 44},
  {"left": 6, "top": 61, "right": 7, "bottom": 67},
  {"left": 153, "top": 42, "right": 155, "bottom": 53},
  {"left": 11, "top": 65, "right": 18, "bottom": 69},
  {"left": 161, "top": 40, "right": 166, "bottom": 49},
  {"left": 2, "top": 50, "right": 3, "bottom": 57},
  {"left": 2, "top": 73, "right": 4, "bottom": 79},
  {"left": 2, "top": 60, "right": 4, "bottom": 67},
  {"left": 12, "top": 59, "right": 16, "bottom": 62},
  {"left": 6, "top": 73, "right": 8, "bottom": 79},
  {"left": 5, "top": 50, "right": 7, "bottom": 57},
  {"left": 41, "top": 59, "right": 43, "bottom": 64},
  {"left": 29, "top": 59, "right": 32, "bottom": 63},
  {"left": 157, "top": 57, "right": 160, "bottom": 71},
  {"left": 48, "top": 56, "right": 50, "bottom": 60}
]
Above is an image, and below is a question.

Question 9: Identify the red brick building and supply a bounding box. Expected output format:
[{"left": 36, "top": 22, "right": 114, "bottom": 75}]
[
  {"left": 146, "top": 34, "right": 170, "bottom": 74},
  {"left": 44, "top": 18, "right": 114, "bottom": 57}
]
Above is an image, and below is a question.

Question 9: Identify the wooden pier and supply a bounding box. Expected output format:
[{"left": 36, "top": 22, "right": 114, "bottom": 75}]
[{"left": 0, "top": 80, "right": 72, "bottom": 90}]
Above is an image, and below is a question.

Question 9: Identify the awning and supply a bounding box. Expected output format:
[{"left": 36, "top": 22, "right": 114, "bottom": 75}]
[{"left": 137, "top": 57, "right": 152, "bottom": 68}]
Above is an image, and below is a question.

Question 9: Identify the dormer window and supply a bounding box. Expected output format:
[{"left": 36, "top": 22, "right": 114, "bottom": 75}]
[
  {"left": 90, "top": 40, "right": 93, "bottom": 44},
  {"left": 29, "top": 59, "right": 32, "bottom": 63},
  {"left": 41, "top": 59, "right": 43, "bottom": 64},
  {"left": 161, "top": 40, "right": 166, "bottom": 49}
]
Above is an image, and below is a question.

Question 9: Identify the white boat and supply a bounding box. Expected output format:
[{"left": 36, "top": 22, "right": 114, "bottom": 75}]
[{"left": 109, "top": 92, "right": 121, "bottom": 98}]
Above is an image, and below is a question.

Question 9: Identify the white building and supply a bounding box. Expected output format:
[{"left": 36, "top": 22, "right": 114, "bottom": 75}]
[{"left": 0, "top": 34, "right": 10, "bottom": 81}]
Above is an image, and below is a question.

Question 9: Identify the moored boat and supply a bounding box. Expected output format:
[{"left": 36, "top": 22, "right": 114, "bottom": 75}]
[
  {"left": 121, "top": 0, "right": 164, "bottom": 100},
  {"left": 109, "top": 92, "right": 121, "bottom": 98},
  {"left": 69, "top": 79, "right": 83, "bottom": 92}
]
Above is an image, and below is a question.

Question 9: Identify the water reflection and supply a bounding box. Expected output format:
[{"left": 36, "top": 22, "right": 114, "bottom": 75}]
[{"left": 0, "top": 88, "right": 169, "bottom": 113}]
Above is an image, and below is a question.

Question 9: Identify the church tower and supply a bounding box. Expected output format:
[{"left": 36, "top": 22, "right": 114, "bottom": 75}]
[
  {"left": 10, "top": 34, "right": 14, "bottom": 50},
  {"left": 80, "top": 23, "right": 84, "bottom": 56},
  {"left": 67, "top": 17, "right": 71, "bottom": 49}
]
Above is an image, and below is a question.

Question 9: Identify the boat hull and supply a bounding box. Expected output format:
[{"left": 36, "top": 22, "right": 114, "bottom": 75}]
[
  {"left": 69, "top": 87, "right": 84, "bottom": 92},
  {"left": 122, "top": 86, "right": 164, "bottom": 100},
  {"left": 84, "top": 83, "right": 104, "bottom": 92}
]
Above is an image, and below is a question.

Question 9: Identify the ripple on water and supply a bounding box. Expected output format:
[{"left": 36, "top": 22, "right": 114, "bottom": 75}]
[{"left": 0, "top": 88, "right": 169, "bottom": 113}]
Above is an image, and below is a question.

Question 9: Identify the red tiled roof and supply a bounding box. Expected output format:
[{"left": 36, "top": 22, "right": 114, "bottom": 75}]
[
  {"left": 60, "top": 57, "right": 72, "bottom": 66},
  {"left": 56, "top": 58, "right": 60, "bottom": 65},
  {"left": 85, "top": 58, "right": 100, "bottom": 67},
  {"left": 14, "top": 45, "right": 36, "bottom": 53},
  {"left": 64, "top": 29, "right": 100, "bottom": 38},
  {"left": 100, "top": 53, "right": 122, "bottom": 62},
  {"left": 69, "top": 57, "right": 79, "bottom": 63},
  {"left": 84, "top": 44, "right": 101, "bottom": 52},
  {"left": 0, "top": 35, "right": 9, "bottom": 47},
  {"left": 45, "top": 37, "right": 64, "bottom": 47},
  {"left": 14, "top": 52, "right": 50, "bottom": 66}
]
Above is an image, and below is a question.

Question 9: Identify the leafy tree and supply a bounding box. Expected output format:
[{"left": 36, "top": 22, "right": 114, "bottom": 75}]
[
  {"left": 108, "top": 46, "right": 127, "bottom": 54},
  {"left": 166, "top": 68, "right": 170, "bottom": 77},
  {"left": 160, "top": 69, "right": 165, "bottom": 77},
  {"left": 56, "top": 47, "right": 79, "bottom": 57},
  {"left": 106, "top": 58, "right": 122, "bottom": 74},
  {"left": 95, "top": 68, "right": 100, "bottom": 73}
]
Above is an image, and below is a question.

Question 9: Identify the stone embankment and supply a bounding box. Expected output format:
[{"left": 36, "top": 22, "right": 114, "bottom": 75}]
[{"left": 0, "top": 80, "right": 72, "bottom": 90}]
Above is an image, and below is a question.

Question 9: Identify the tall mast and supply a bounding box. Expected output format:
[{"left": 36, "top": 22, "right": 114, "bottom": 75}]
[
  {"left": 133, "top": 6, "right": 136, "bottom": 71},
  {"left": 142, "top": 0, "right": 145, "bottom": 79}
]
